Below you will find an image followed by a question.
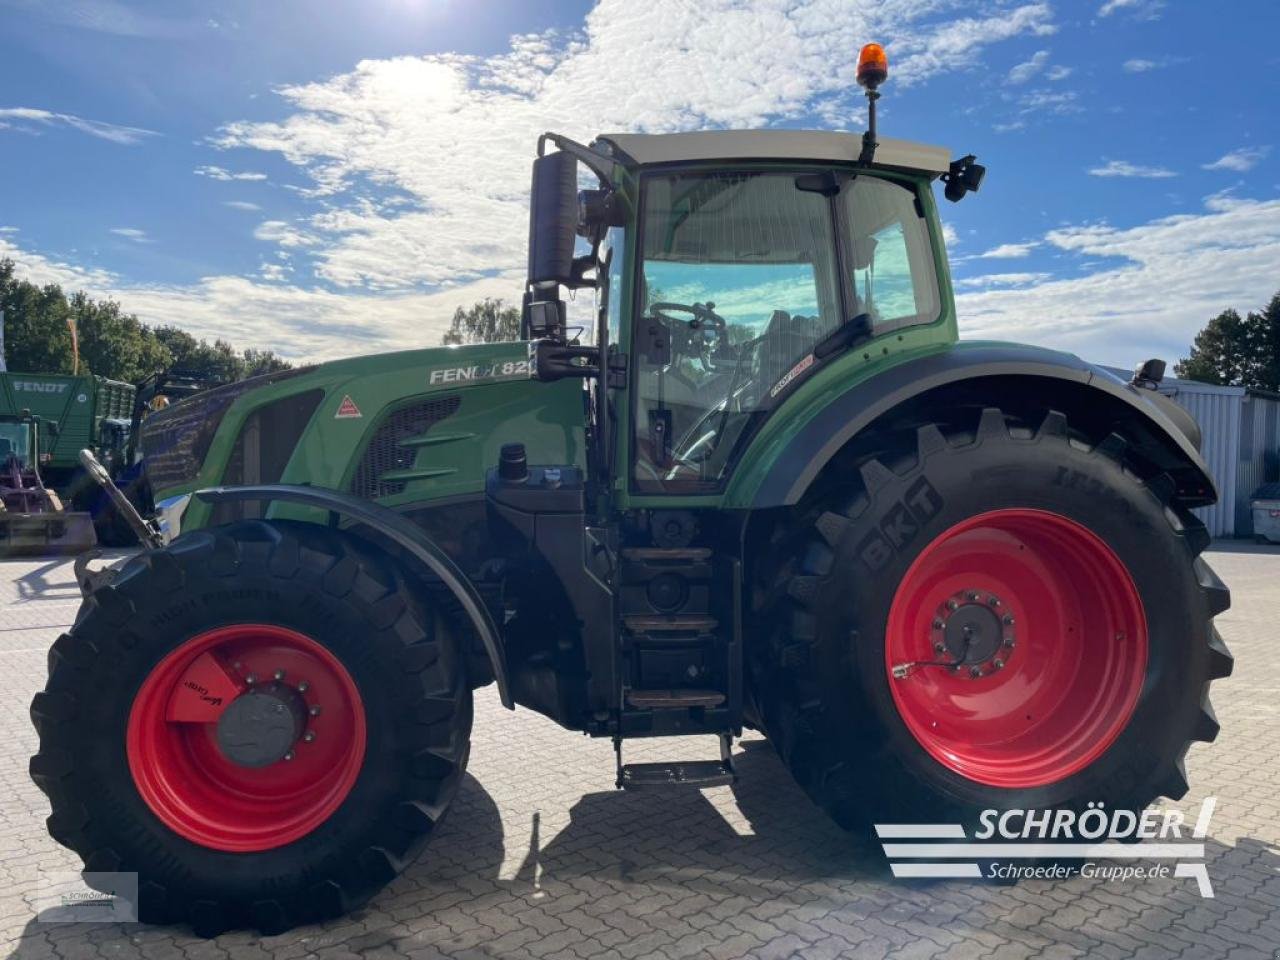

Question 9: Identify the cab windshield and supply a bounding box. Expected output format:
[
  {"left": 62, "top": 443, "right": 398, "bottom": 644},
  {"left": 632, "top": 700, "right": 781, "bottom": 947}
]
[
  {"left": 633, "top": 169, "right": 940, "bottom": 493},
  {"left": 0, "top": 423, "right": 34, "bottom": 467}
]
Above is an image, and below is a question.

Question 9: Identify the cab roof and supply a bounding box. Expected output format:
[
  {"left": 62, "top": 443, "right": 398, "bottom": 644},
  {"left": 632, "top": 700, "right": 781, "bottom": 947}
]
[{"left": 595, "top": 130, "right": 951, "bottom": 176}]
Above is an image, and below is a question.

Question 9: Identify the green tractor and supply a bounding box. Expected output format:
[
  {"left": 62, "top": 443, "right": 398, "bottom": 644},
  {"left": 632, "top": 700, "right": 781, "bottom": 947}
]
[{"left": 31, "top": 48, "right": 1230, "bottom": 935}]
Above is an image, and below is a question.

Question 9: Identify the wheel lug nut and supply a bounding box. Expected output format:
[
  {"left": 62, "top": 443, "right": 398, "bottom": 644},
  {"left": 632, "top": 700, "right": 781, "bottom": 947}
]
[
  {"left": 283, "top": 751, "right": 294, "bottom": 762},
  {"left": 303, "top": 731, "right": 316, "bottom": 743},
  {"left": 969, "top": 666, "right": 982, "bottom": 678},
  {"left": 932, "top": 618, "right": 944, "bottom": 630},
  {"left": 1003, "top": 615, "right": 1015, "bottom": 626},
  {"left": 947, "top": 600, "right": 959, "bottom": 611},
  {"left": 967, "top": 592, "right": 979, "bottom": 601},
  {"left": 309, "top": 705, "right": 322, "bottom": 717},
  {"left": 245, "top": 673, "right": 257, "bottom": 685},
  {"left": 1005, "top": 639, "right": 1016, "bottom": 650},
  {"left": 993, "top": 658, "right": 1005, "bottom": 669},
  {"left": 988, "top": 597, "right": 1001, "bottom": 607},
  {"left": 934, "top": 642, "right": 946, "bottom": 654},
  {"left": 274, "top": 669, "right": 286, "bottom": 681},
  {"left": 297, "top": 680, "right": 309, "bottom": 693}
]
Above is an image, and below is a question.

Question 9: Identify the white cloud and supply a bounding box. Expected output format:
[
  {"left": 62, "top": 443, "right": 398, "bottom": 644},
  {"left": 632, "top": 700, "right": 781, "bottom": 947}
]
[
  {"left": 941, "top": 222, "right": 959, "bottom": 247},
  {"left": 1044, "top": 65, "right": 1072, "bottom": 81},
  {"left": 1123, "top": 58, "right": 1156, "bottom": 72},
  {"left": 1088, "top": 159, "right": 1177, "bottom": 178},
  {"left": 1202, "top": 146, "right": 1270, "bottom": 173},
  {"left": 4, "top": 1, "right": 1062, "bottom": 361},
  {"left": 1008, "top": 50, "right": 1049, "bottom": 84},
  {"left": 5, "top": 1, "right": 204, "bottom": 38},
  {"left": 223, "top": 200, "right": 261, "bottom": 211},
  {"left": 1016, "top": 88, "right": 1079, "bottom": 116},
  {"left": 957, "top": 194, "right": 1280, "bottom": 366},
  {"left": 109, "top": 227, "right": 149, "bottom": 242},
  {"left": 0, "top": 107, "right": 155, "bottom": 144},
  {"left": 1098, "top": 0, "right": 1163, "bottom": 18},
  {"left": 194, "top": 164, "right": 267, "bottom": 182},
  {"left": 253, "top": 220, "right": 317, "bottom": 248},
  {"left": 955, "top": 272, "right": 1050, "bottom": 288},
  {"left": 0, "top": 229, "right": 518, "bottom": 359},
  {"left": 979, "top": 242, "right": 1037, "bottom": 258},
  {"left": 210, "top": 0, "right": 1056, "bottom": 291}
]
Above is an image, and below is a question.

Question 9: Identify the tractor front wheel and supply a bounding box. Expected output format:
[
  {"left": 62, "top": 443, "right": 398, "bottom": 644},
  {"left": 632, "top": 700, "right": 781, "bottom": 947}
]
[
  {"left": 753, "top": 407, "right": 1232, "bottom": 833},
  {"left": 30, "top": 520, "right": 471, "bottom": 935}
]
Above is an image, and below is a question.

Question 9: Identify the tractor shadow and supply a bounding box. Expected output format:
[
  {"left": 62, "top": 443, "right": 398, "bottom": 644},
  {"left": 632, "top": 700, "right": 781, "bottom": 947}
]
[
  {"left": 9, "top": 550, "right": 135, "bottom": 604},
  {"left": 10, "top": 557, "right": 82, "bottom": 603},
  {"left": 9, "top": 749, "right": 1280, "bottom": 957}
]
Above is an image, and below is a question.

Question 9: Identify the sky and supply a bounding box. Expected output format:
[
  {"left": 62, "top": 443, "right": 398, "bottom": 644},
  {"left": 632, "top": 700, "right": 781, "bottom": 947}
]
[{"left": 0, "top": 0, "right": 1277, "bottom": 368}]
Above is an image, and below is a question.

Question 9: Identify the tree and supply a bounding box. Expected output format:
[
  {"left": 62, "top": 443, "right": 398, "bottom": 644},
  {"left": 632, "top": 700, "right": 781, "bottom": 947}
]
[
  {"left": 0, "top": 257, "right": 293, "bottom": 384},
  {"left": 1175, "top": 292, "right": 1280, "bottom": 392},
  {"left": 441, "top": 298, "right": 520, "bottom": 345}
]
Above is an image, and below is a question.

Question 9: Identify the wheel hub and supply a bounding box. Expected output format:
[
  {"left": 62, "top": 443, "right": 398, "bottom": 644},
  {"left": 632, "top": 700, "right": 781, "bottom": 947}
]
[
  {"left": 215, "top": 682, "right": 308, "bottom": 767},
  {"left": 933, "top": 589, "right": 1014, "bottom": 678}
]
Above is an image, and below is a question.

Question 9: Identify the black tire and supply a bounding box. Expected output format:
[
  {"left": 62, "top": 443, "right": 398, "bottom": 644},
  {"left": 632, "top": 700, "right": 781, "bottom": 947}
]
[
  {"left": 752, "top": 406, "right": 1232, "bottom": 833},
  {"left": 29, "top": 520, "right": 472, "bottom": 936}
]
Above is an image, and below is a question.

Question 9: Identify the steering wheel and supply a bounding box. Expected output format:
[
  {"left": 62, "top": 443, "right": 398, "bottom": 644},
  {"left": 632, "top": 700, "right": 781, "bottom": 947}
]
[{"left": 649, "top": 301, "right": 733, "bottom": 369}]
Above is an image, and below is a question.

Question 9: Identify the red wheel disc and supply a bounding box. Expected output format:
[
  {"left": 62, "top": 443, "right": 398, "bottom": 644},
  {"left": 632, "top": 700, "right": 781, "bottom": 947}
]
[
  {"left": 126, "top": 624, "right": 366, "bottom": 852},
  {"left": 885, "top": 509, "right": 1147, "bottom": 788}
]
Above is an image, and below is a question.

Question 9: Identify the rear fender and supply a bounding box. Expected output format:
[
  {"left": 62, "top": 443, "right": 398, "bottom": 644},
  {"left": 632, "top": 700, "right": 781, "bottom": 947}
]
[
  {"left": 733, "top": 344, "right": 1217, "bottom": 510},
  {"left": 195, "top": 483, "right": 511, "bottom": 708}
]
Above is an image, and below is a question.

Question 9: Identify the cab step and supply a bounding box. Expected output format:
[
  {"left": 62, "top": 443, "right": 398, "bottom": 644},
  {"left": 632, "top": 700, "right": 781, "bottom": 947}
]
[
  {"left": 623, "top": 615, "right": 718, "bottom": 633},
  {"left": 614, "top": 733, "right": 736, "bottom": 790},
  {"left": 619, "top": 760, "right": 735, "bottom": 789},
  {"left": 620, "top": 547, "right": 713, "bottom": 562},
  {"left": 626, "top": 688, "right": 725, "bottom": 709}
]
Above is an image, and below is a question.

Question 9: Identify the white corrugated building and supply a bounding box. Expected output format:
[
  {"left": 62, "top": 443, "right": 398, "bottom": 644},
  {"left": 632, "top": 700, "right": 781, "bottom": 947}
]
[{"left": 1155, "top": 377, "right": 1280, "bottom": 538}]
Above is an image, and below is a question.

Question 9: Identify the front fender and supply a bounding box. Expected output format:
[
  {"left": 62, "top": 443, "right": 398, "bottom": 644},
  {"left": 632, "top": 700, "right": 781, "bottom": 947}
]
[
  {"left": 195, "top": 483, "right": 511, "bottom": 708},
  {"left": 728, "top": 342, "right": 1216, "bottom": 509}
]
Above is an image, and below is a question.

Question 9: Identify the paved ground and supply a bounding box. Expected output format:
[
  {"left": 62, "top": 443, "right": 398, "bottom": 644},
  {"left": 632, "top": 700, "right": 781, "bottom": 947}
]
[{"left": 1, "top": 545, "right": 1278, "bottom": 959}]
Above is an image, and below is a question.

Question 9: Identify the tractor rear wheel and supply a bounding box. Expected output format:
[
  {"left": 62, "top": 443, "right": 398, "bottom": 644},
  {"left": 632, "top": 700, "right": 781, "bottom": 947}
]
[
  {"left": 753, "top": 407, "right": 1232, "bottom": 834},
  {"left": 30, "top": 520, "right": 471, "bottom": 935}
]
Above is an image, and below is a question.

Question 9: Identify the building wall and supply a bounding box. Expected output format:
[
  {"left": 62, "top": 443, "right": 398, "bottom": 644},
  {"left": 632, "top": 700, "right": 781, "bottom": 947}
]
[
  {"left": 1157, "top": 380, "right": 1280, "bottom": 537},
  {"left": 1238, "top": 394, "right": 1280, "bottom": 533},
  {"left": 1162, "top": 384, "right": 1242, "bottom": 538}
]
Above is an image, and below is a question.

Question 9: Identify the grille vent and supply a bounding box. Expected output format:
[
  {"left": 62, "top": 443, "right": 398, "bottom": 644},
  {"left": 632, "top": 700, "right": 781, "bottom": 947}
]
[
  {"left": 212, "top": 389, "right": 324, "bottom": 524},
  {"left": 350, "top": 395, "right": 461, "bottom": 500},
  {"left": 141, "top": 368, "right": 313, "bottom": 494}
]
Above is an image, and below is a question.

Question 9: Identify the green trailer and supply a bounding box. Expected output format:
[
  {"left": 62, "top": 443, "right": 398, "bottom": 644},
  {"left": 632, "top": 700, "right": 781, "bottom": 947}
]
[{"left": 0, "top": 371, "right": 135, "bottom": 483}]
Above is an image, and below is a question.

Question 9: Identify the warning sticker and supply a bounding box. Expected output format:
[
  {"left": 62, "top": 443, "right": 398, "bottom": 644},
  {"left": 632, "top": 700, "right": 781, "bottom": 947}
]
[{"left": 335, "top": 395, "right": 362, "bottom": 419}]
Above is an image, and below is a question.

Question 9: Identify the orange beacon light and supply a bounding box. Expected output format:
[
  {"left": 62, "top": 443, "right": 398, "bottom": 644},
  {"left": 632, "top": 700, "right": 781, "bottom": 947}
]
[{"left": 856, "top": 43, "right": 888, "bottom": 90}]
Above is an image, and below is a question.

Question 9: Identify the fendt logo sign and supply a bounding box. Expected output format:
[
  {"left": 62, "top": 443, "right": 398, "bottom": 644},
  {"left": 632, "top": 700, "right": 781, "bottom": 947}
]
[{"left": 12, "top": 381, "right": 69, "bottom": 394}]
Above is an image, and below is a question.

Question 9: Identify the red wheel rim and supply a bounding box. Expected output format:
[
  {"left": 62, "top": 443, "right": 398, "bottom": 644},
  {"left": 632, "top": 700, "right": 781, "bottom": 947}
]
[
  {"left": 126, "top": 624, "right": 366, "bottom": 852},
  {"left": 885, "top": 509, "right": 1147, "bottom": 788}
]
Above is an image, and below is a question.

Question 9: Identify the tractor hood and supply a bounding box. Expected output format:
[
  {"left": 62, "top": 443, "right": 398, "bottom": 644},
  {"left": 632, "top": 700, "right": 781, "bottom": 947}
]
[{"left": 144, "top": 339, "right": 584, "bottom": 526}]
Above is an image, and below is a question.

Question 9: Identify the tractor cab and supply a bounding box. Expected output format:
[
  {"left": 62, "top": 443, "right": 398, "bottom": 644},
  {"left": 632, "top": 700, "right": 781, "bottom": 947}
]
[{"left": 521, "top": 47, "right": 983, "bottom": 506}]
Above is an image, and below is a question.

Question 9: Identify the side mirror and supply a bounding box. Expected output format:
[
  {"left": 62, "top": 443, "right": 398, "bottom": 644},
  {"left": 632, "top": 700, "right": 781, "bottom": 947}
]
[
  {"left": 527, "top": 150, "right": 579, "bottom": 286},
  {"left": 942, "top": 154, "right": 986, "bottom": 203}
]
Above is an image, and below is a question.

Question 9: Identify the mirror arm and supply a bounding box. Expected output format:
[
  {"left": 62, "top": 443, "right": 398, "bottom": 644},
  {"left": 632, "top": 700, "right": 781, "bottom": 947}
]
[{"left": 537, "top": 132, "right": 619, "bottom": 190}]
